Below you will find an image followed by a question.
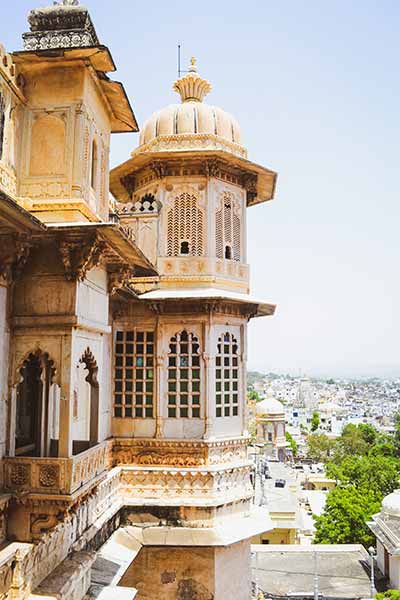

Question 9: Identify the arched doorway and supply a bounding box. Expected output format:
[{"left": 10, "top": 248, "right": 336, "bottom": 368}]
[
  {"left": 15, "top": 351, "right": 57, "bottom": 457},
  {"left": 72, "top": 348, "right": 99, "bottom": 455}
]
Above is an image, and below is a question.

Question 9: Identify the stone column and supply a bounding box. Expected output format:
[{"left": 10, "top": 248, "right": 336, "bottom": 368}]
[
  {"left": 58, "top": 334, "right": 74, "bottom": 457},
  {"left": 240, "top": 323, "right": 248, "bottom": 437},
  {"left": 203, "top": 313, "right": 216, "bottom": 440}
]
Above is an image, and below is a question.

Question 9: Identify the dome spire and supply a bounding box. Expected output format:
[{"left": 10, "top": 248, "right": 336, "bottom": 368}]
[{"left": 173, "top": 58, "right": 211, "bottom": 103}]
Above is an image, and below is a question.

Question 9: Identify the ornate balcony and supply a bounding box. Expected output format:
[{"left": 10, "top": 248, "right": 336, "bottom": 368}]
[{"left": 1, "top": 440, "right": 113, "bottom": 496}]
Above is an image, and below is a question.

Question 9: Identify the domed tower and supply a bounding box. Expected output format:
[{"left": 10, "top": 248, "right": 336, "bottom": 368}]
[
  {"left": 109, "top": 60, "right": 278, "bottom": 600},
  {"left": 256, "top": 397, "right": 288, "bottom": 461},
  {"left": 111, "top": 59, "right": 276, "bottom": 289}
]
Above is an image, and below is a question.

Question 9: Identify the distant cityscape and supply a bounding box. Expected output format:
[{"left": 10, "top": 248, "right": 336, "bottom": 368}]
[{"left": 249, "top": 371, "right": 400, "bottom": 435}]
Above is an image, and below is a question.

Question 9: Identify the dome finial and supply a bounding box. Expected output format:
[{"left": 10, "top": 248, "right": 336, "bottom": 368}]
[
  {"left": 189, "top": 56, "right": 197, "bottom": 72},
  {"left": 173, "top": 58, "right": 211, "bottom": 103}
]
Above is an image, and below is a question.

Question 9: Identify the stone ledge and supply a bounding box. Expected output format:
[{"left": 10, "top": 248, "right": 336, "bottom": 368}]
[{"left": 30, "top": 550, "right": 96, "bottom": 600}]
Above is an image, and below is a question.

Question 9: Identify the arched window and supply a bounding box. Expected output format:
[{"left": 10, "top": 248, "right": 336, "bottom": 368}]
[
  {"left": 0, "top": 93, "right": 5, "bottom": 161},
  {"left": 167, "top": 192, "right": 204, "bottom": 257},
  {"left": 216, "top": 193, "right": 241, "bottom": 262},
  {"left": 216, "top": 332, "right": 239, "bottom": 417},
  {"left": 91, "top": 139, "right": 98, "bottom": 190},
  {"left": 15, "top": 351, "right": 56, "bottom": 457},
  {"left": 168, "top": 331, "right": 201, "bottom": 418}
]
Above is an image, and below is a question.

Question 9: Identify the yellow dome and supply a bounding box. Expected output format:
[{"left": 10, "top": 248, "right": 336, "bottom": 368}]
[{"left": 137, "top": 58, "right": 246, "bottom": 158}]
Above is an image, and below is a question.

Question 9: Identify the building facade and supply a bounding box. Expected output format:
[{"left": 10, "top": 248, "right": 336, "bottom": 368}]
[{"left": 0, "top": 2, "right": 277, "bottom": 599}]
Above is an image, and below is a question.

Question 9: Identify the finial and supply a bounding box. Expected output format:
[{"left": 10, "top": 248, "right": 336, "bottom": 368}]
[
  {"left": 189, "top": 57, "right": 197, "bottom": 72},
  {"left": 173, "top": 58, "right": 211, "bottom": 103}
]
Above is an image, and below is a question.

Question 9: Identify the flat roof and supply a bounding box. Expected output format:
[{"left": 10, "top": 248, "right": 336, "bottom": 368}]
[{"left": 251, "top": 545, "right": 373, "bottom": 599}]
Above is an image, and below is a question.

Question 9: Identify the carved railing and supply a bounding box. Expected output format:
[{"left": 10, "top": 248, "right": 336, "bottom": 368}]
[{"left": 1, "top": 440, "right": 113, "bottom": 496}]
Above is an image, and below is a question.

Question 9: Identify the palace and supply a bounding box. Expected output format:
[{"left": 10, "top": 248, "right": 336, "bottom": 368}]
[{"left": 0, "top": 1, "right": 277, "bottom": 598}]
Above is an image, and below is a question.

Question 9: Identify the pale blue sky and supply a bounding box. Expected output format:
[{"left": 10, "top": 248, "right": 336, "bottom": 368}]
[{"left": 3, "top": 1, "right": 400, "bottom": 377}]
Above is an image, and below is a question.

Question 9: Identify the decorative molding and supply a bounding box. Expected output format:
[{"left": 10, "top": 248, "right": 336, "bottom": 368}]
[{"left": 134, "top": 133, "right": 247, "bottom": 159}]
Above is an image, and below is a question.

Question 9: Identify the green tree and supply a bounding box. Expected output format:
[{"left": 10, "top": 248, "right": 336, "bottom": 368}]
[
  {"left": 333, "top": 424, "right": 369, "bottom": 461},
  {"left": 358, "top": 423, "right": 378, "bottom": 446},
  {"left": 311, "top": 411, "right": 320, "bottom": 432},
  {"left": 314, "top": 486, "right": 380, "bottom": 546},
  {"left": 286, "top": 431, "right": 298, "bottom": 457},
  {"left": 376, "top": 591, "right": 400, "bottom": 600},
  {"left": 248, "top": 389, "right": 262, "bottom": 403},
  {"left": 307, "top": 434, "right": 335, "bottom": 463},
  {"left": 326, "top": 454, "right": 400, "bottom": 499}
]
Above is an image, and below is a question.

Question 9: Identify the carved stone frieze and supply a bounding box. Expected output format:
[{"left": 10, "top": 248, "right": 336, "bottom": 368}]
[{"left": 113, "top": 438, "right": 250, "bottom": 468}]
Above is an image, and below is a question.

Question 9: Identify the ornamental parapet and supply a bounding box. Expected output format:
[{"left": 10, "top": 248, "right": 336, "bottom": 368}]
[
  {"left": 120, "top": 464, "right": 253, "bottom": 505},
  {"left": 1, "top": 439, "right": 113, "bottom": 496}
]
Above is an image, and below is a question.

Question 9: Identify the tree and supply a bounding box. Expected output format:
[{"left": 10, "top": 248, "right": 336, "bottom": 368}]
[
  {"left": 307, "top": 434, "right": 335, "bottom": 463},
  {"left": 286, "top": 431, "right": 298, "bottom": 457},
  {"left": 326, "top": 454, "right": 400, "bottom": 499},
  {"left": 358, "top": 423, "right": 378, "bottom": 446},
  {"left": 248, "top": 389, "right": 262, "bottom": 403},
  {"left": 376, "top": 591, "right": 400, "bottom": 600},
  {"left": 333, "top": 424, "right": 369, "bottom": 461},
  {"left": 314, "top": 486, "right": 380, "bottom": 547},
  {"left": 311, "top": 411, "right": 320, "bottom": 432}
]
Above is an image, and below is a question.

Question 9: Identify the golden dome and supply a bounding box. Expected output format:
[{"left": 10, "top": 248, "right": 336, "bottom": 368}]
[{"left": 138, "top": 58, "right": 246, "bottom": 158}]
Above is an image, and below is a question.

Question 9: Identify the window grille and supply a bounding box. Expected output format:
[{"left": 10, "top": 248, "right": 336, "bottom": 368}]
[
  {"left": 216, "top": 193, "right": 241, "bottom": 262},
  {"left": 216, "top": 332, "right": 239, "bottom": 417},
  {"left": 114, "top": 330, "right": 154, "bottom": 418},
  {"left": 167, "top": 192, "right": 204, "bottom": 257},
  {"left": 0, "top": 94, "right": 5, "bottom": 161},
  {"left": 167, "top": 331, "right": 201, "bottom": 418}
]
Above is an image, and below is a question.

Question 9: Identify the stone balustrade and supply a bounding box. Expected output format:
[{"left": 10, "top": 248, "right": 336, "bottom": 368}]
[{"left": 1, "top": 440, "right": 113, "bottom": 496}]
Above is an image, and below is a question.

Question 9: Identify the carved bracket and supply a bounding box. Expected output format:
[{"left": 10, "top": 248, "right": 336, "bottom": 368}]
[
  {"left": 0, "top": 234, "right": 33, "bottom": 283},
  {"left": 58, "top": 235, "right": 107, "bottom": 281},
  {"left": 121, "top": 174, "right": 136, "bottom": 197},
  {"left": 204, "top": 159, "right": 220, "bottom": 178},
  {"left": 150, "top": 161, "right": 166, "bottom": 180},
  {"left": 108, "top": 265, "right": 134, "bottom": 295}
]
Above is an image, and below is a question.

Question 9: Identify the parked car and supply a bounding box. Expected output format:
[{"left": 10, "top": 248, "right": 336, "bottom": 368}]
[{"left": 275, "top": 479, "right": 286, "bottom": 488}]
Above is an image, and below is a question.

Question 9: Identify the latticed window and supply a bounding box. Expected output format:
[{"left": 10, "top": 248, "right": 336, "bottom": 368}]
[
  {"left": 168, "top": 331, "right": 201, "bottom": 418},
  {"left": 167, "top": 193, "right": 204, "bottom": 257},
  {"left": 216, "top": 193, "right": 241, "bottom": 262},
  {"left": 0, "top": 93, "right": 5, "bottom": 161},
  {"left": 114, "top": 331, "right": 154, "bottom": 418},
  {"left": 216, "top": 332, "right": 239, "bottom": 417}
]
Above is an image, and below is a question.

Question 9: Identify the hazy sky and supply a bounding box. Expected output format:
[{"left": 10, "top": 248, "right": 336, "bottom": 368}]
[{"left": 3, "top": 1, "right": 400, "bottom": 377}]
